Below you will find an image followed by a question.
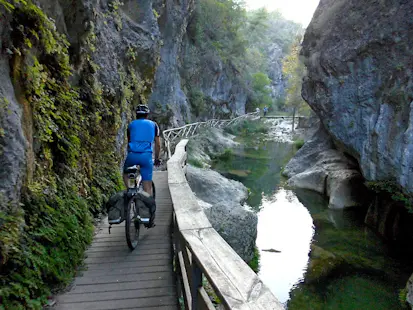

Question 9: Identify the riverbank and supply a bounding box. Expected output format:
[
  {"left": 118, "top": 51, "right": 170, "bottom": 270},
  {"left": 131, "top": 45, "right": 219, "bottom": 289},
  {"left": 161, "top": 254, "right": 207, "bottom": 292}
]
[{"left": 188, "top": 118, "right": 413, "bottom": 309}]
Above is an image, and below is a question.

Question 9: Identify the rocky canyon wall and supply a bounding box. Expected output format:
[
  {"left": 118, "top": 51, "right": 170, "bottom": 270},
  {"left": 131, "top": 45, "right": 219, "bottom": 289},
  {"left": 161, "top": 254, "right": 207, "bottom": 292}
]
[{"left": 301, "top": 0, "right": 413, "bottom": 194}]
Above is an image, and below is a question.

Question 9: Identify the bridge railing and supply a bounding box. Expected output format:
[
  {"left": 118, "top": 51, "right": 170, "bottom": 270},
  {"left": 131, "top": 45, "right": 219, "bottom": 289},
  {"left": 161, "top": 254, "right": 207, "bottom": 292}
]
[
  {"left": 163, "top": 112, "right": 259, "bottom": 158},
  {"left": 168, "top": 140, "right": 284, "bottom": 310}
]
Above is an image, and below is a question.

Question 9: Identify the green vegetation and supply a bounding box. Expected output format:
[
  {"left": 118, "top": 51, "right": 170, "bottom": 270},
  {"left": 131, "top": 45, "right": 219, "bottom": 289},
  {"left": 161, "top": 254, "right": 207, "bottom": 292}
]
[
  {"left": 225, "top": 119, "right": 269, "bottom": 136},
  {"left": 399, "top": 288, "right": 409, "bottom": 308},
  {"left": 203, "top": 276, "right": 222, "bottom": 305},
  {"left": 282, "top": 38, "right": 311, "bottom": 129},
  {"left": 248, "top": 247, "right": 261, "bottom": 273},
  {"left": 188, "top": 88, "right": 206, "bottom": 117},
  {"left": 188, "top": 158, "right": 204, "bottom": 168},
  {"left": 213, "top": 148, "right": 234, "bottom": 162},
  {"left": 184, "top": 1, "right": 302, "bottom": 115},
  {"left": 366, "top": 180, "right": 413, "bottom": 213},
  {"left": 293, "top": 139, "right": 305, "bottom": 150},
  {"left": 0, "top": 1, "right": 138, "bottom": 307},
  {"left": 249, "top": 72, "right": 272, "bottom": 109}
]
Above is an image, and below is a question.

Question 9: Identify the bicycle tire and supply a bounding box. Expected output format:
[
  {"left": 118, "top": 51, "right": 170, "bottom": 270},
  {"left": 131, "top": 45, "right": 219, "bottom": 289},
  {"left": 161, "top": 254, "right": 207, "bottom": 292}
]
[
  {"left": 152, "top": 181, "right": 156, "bottom": 199},
  {"left": 125, "top": 197, "right": 140, "bottom": 250}
]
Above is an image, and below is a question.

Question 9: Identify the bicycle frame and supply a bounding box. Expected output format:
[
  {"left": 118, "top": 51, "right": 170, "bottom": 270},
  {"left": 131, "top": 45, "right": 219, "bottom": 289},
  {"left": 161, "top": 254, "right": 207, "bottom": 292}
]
[{"left": 125, "top": 165, "right": 150, "bottom": 225}]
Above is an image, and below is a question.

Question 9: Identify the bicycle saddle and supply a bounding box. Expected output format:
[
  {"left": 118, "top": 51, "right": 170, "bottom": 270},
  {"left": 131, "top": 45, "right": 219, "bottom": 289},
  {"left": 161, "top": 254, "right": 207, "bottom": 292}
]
[{"left": 125, "top": 165, "right": 140, "bottom": 173}]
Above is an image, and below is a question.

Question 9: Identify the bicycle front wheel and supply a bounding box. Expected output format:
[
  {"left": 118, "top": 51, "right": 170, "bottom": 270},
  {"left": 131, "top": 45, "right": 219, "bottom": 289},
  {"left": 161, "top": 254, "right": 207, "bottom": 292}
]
[{"left": 125, "top": 198, "right": 140, "bottom": 250}]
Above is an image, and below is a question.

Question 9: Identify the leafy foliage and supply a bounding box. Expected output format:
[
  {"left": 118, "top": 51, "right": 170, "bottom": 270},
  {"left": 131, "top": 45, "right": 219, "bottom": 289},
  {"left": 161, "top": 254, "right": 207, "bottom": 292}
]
[
  {"left": 188, "top": 88, "right": 206, "bottom": 117},
  {"left": 293, "top": 138, "right": 305, "bottom": 150},
  {"left": 249, "top": 72, "right": 272, "bottom": 109},
  {"left": 225, "top": 119, "right": 269, "bottom": 136},
  {"left": 248, "top": 247, "right": 260, "bottom": 273},
  {"left": 0, "top": 1, "right": 132, "bottom": 307},
  {"left": 282, "top": 39, "right": 310, "bottom": 116},
  {"left": 185, "top": 1, "right": 303, "bottom": 116},
  {"left": 366, "top": 180, "right": 413, "bottom": 213}
]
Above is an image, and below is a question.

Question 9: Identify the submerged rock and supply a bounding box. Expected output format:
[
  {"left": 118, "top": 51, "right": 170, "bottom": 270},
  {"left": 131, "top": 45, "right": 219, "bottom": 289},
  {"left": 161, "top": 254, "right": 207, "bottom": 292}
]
[
  {"left": 284, "top": 126, "right": 367, "bottom": 209},
  {"left": 186, "top": 165, "right": 257, "bottom": 262},
  {"left": 305, "top": 245, "right": 344, "bottom": 284}
]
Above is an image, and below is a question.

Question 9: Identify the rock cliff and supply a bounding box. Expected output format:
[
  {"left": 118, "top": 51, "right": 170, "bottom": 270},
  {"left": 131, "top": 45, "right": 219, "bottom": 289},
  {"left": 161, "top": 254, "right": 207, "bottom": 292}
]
[
  {"left": 300, "top": 0, "right": 413, "bottom": 301},
  {"left": 301, "top": 0, "right": 413, "bottom": 194},
  {"left": 0, "top": 0, "right": 162, "bottom": 306}
]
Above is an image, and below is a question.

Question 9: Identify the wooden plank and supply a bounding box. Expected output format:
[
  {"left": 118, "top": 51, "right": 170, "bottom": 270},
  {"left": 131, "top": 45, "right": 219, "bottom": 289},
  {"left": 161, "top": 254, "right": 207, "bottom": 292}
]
[
  {"left": 168, "top": 183, "right": 211, "bottom": 231},
  {"left": 55, "top": 171, "right": 177, "bottom": 310},
  {"left": 167, "top": 160, "right": 187, "bottom": 184},
  {"left": 85, "top": 248, "right": 170, "bottom": 258},
  {"left": 84, "top": 253, "right": 171, "bottom": 265},
  {"left": 198, "top": 287, "right": 215, "bottom": 310},
  {"left": 182, "top": 228, "right": 284, "bottom": 310},
  {"left": 86, "top": 243, "right": 171, "bottom": 253},
  {"left": 58, "top": 287, "right": 176, "bottom": 303},
  {"left": 178, "top": 251, "right": 191, "bottom": 310},
  {"left": 74, "top": 271, "right": 174, "bottom": 285},
  {"left": 190, "top": 261, "right": 203, "bottom": 309},
  {"left": 80, "top": 259, "right": 170, "bottom": 271},
  {"left": 79, "top": 265, "right": 172, "bottom": 277},
  {"left": 57, "top": 295, "right": 177, "bottom": 310},
  {"left": 66, "top": 279, "right": 175, "bottom": 295}
]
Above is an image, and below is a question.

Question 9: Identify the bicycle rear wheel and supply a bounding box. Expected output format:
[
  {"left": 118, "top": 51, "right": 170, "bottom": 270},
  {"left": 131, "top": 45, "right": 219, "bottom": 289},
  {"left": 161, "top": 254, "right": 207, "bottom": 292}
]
[{"left": 125, "top": 198, "right": 140, "bottom": 250}]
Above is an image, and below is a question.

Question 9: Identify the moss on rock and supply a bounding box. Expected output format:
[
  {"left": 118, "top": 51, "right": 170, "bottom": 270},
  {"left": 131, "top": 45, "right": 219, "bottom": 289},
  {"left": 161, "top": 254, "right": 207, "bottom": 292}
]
[{"left": 0, "top": 1, "right": 127, "bottom": 308}]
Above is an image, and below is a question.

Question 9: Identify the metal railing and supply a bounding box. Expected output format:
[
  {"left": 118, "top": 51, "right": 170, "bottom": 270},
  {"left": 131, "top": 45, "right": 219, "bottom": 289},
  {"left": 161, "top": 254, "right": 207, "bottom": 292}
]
[{"left": 163, "top": 112, "right": 259, "bottom": 158}]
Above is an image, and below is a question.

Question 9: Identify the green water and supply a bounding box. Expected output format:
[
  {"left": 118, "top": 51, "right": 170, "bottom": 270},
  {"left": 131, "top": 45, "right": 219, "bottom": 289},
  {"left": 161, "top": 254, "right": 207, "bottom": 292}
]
[{"left": 212, "top": 133, "right": 413, "bottom": 309}]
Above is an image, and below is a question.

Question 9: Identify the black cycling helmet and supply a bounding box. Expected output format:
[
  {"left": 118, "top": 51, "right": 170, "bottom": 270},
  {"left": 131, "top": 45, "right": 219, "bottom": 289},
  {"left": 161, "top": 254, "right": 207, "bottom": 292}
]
[{"left": 136, "top": 104, "right": 150, "bottom": 115}]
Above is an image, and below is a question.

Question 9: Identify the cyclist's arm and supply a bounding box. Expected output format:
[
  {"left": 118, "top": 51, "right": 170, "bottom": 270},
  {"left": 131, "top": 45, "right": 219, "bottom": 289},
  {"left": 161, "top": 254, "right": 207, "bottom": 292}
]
[
  {"left": 154, "top": 136, "right": 160, "bottom": 160},
  {"left": 154, "top": 123, "right": 160, "bottom": 160}
]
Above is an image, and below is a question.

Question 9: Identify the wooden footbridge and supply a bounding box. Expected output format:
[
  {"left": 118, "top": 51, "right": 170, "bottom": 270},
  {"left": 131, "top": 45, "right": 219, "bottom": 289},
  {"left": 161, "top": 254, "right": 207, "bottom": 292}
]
[{"left": 55, "top": 113, "right": 284, "bottom": 310}]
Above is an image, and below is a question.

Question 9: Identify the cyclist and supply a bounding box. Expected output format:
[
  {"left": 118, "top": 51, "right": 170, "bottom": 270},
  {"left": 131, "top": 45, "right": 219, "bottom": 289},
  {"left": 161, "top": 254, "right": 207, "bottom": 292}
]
[
  {"left": 263, "top": 106, "right": 268, "bottom": 117},
  {"left": 123, "top": 105, "right": 161, "bottom": 226}
]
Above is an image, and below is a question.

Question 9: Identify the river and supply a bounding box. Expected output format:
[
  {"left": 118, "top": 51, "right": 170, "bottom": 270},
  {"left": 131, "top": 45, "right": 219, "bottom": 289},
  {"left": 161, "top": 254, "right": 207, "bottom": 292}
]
[{"left": 212, "top": 119, "right": 413, "bottom": 309}]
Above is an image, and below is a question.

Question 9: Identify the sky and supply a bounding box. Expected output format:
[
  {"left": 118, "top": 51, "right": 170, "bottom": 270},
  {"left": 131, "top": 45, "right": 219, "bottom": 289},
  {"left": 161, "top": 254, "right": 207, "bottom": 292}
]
[{"left": 244, "top": 0, "right": 320, "bottom": 26}]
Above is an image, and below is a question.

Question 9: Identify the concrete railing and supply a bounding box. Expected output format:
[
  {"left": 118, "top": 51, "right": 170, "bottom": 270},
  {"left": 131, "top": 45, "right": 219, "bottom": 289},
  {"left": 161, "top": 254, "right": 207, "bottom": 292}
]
[
  {"left": 163, "top": 112, "right": 259, "bottom": 158},
  {"left": 167, "top": 140, "right": 283, "bottom": 310}
]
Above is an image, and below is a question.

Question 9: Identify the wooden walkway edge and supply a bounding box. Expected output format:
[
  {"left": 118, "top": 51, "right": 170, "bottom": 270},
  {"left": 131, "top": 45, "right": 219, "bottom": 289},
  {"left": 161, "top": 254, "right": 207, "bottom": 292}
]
[{"left": 54, "top": 172, "right": 178, "bottom": 310}]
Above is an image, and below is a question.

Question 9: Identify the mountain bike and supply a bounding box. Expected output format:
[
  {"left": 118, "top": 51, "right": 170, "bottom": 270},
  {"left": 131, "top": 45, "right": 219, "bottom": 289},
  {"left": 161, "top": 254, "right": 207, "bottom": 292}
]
[{"left": 123, "top": 165, "right": 156, "bottom": 250}]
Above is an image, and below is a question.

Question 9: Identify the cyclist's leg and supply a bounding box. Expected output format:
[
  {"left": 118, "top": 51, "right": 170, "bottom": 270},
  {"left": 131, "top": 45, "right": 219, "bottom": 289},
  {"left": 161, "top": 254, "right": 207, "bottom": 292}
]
[
  {"left": 138, "top": 152, "right": 154, "bottom": 196},
  {"left": 138, "top": 152, "right": 156, "bottom": 227}
]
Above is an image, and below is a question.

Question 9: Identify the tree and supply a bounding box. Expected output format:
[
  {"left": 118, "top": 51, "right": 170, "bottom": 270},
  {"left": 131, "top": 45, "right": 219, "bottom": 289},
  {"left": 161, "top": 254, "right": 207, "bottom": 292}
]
[
  {"left": 282, "top": 39, "right": 310, "bottom": 132},
  {"left": 249, "top": 72, "right": 272, "bottom": 109}
]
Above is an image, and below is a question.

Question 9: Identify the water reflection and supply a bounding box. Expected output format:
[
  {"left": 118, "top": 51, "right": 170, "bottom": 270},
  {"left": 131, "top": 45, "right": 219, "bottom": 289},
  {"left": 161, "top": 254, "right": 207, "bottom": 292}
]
[
  {"left": 256, "top": 188, "right": 314, "bottom": 304},
  {"left": 212, "top": 136, "right": 413, "bottom": 309}
]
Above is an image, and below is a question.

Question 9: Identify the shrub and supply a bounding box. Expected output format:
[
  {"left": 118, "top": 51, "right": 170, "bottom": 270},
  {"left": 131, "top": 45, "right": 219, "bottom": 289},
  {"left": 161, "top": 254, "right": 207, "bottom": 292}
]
[
  {"left": 366, "top": 180, "right": 413, "bottom": 213},
  {"left": 188, "top": 89, "right": 206, "bottom": 117},
  {"left": 225, "top": 119, "right": 268, "bottom": 136},
  {"left": 248, "top": 247, "right": 260, "bottom": 273},
  {"left": 293, "top": 139, "right": 305, "bottom": 150}
]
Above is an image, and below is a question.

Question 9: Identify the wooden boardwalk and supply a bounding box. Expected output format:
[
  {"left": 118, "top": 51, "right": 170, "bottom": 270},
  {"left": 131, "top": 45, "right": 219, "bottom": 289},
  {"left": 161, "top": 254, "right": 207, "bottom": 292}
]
[{"left": 55, "top": 172, "right": 178, "bottom": 310}]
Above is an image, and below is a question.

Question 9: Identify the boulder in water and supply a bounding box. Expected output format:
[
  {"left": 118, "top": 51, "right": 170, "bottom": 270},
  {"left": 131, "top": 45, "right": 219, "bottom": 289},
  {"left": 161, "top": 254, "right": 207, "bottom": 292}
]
[
  {"left": 284, "top": 126, "right": 367, "bottom": 209},
  {"left": 186, "top": 165, "right": 257, "bottom": 262}
]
